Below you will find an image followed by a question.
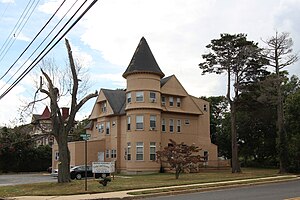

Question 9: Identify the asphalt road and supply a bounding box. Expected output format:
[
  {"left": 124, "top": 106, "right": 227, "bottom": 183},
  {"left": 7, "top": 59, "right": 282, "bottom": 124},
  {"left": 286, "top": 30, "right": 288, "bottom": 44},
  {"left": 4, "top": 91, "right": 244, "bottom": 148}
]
[
  {"left": 0, "top": 173, "right": 56, "bottom": 186},
  {"left": 144, "top": 179, "right": 300, "bottom": 200}
]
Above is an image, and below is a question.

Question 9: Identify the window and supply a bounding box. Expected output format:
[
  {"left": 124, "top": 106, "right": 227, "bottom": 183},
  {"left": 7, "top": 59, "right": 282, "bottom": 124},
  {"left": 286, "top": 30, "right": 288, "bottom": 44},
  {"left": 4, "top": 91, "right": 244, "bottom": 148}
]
[
  {"left": 162, "top": 119, "right": 166, "bottom": 132},
  {"left": 55, "top": 152, "right": 59, "bottom": 160},
  {"left": 136, "top": 91, "right": 144, "bottom": 102},
  {"left": 150, "top": 115, "right": 156, "bottom": 130},
  {"left": 203, "top": 104, "right": 207, "bottom": 112},
  {"left": 169, "top": 97, "right": 174, "bottom": 106},
  {"left": 101, "top": 101, "right": 107, "bottom": 113},
  {"left": 127, "top": 116, "right": 131, "bottom": 131},
  {"left": 161, "top": 96, "right": 166, "bottom": 106},
  {"left": 185, "top": 119, "right": 190, "bottom": 125},
  {"left": 106, "top": 149, "right": 110, "bottom": 158},
  {"left": 106, "top": 122, "right": 110, "bottom": 135},
  {"left": 127, "top": 92, "right": 132, "bottom": 103},
  {"left": 136, "top": 115, "right": 144, "bottom": 130},
  {"left": 169, "top": 119, "right": 174, "bottom": 132},
  {"left": 177, "top": 119, "right": 181, "bottom": 132},
  {"left": 150, "top": 142, "right": 156, "bottom": 161},
  {"left": 177, "top": 98, "right": 181, "bottom": 107},
  {"left": 136, "top": 142, "right": 144, "bottom": 160},
  {"left": 98, "top": 123, "right": 104, "bottom": 133},
  {"left": 111, "top": 149, "right": 117, "bottom": 158},
  {"left": 112, "top": 121, "right": 116, "bottom": 127},
  {"left": 150, "top": 92, "right": 156, "bottom": 102},
  {"left": 127, "top": 142, "right": 131, "bottom": 160}
]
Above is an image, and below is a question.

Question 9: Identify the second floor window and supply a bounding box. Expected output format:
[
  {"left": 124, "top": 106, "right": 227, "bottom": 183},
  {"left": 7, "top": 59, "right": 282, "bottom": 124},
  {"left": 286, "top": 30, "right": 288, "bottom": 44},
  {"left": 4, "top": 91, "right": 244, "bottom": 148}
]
[
  {"left": 127, "top": 116, "right": 131, "bottom": 131},
  {"left": 162, "top": 119, "right": 166, "bottom": 132},
  {"left": 177, "top": 98, "right": 181, "bottom": 107},
  {"left": 150, "top": 92, "right": 156, "bottom": 102},
  {"left": 136, "top": 91, "right": 144, "bottom": 102},
  {"left": 169, "top": 97, "right": 174, "bottom": 107},
  {"left": 106, "top": 149, "right": 110, "bottom": 158},
  {"left": 127, "top": 92, "right": 132, "bottom": 103},
  {"left": 150, "top": 115, "right": 156, "bottom": 129},
  {"left": 161, "top": 96, "right": 166, "bottom": 106},
  {"left": 98, "top": 123, "right": 104, "bottom": 133},
  {"left": 136, "top": 115, "right": 144, "bottom": 130},
  {"left": 106, "top": 122, "right": 110, "bottom": 135}
]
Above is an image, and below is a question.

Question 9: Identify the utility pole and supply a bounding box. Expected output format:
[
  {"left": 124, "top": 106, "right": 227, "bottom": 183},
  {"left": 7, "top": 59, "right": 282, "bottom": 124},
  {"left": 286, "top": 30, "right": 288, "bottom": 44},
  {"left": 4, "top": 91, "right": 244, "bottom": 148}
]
[{"left": 80, "top": 133, "right": 91, "bottom": 191}]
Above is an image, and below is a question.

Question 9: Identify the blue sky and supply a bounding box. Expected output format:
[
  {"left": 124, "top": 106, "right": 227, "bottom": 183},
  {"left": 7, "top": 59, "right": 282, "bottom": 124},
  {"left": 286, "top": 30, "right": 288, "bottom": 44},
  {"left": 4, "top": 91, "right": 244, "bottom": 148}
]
[{"left": 0, "top": 0, "right": 300, "bottom": 126}]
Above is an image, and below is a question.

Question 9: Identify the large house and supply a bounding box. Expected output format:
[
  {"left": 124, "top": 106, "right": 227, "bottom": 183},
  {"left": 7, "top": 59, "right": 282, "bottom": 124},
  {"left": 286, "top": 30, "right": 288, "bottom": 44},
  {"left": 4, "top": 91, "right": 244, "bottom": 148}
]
[{"left": 52, "top": 37, "right": 219, "bottom": 173}]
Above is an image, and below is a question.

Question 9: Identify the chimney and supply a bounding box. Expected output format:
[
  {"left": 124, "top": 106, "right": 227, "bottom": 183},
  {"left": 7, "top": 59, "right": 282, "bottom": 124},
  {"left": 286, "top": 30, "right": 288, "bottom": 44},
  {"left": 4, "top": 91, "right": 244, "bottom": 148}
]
[{"left": 61, "top": 107, "right": 69, "bottom": 121}]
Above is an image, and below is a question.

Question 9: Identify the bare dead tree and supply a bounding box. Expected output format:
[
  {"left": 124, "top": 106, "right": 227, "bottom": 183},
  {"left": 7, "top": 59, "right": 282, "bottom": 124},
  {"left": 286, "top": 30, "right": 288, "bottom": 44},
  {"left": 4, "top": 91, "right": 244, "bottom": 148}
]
[
  {"left": 262, "top": 31, "right": 298, "bottom": 173},
  {"left": 35, "top": 38, "right": 98, "bottom": 183}
]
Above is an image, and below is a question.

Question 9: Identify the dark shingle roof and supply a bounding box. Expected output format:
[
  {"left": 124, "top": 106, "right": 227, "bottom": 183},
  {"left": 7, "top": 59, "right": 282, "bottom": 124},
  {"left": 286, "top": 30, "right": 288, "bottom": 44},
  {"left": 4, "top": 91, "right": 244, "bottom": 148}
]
[
  {"left": 102, "top": 89, "right": 126, "bottom": 115},
  {"left": 160, "top": 75, "right": 173, "bottom": 87},
  {"left": 123, "top": 37, "right": 165, "bottom": 78}
]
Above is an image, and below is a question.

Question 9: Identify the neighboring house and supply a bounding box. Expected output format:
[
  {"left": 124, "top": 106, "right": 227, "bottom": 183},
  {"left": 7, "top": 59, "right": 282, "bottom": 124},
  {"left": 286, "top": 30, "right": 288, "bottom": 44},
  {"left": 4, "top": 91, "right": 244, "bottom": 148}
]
[
  {"left": 31, "top": 106, "right": 69, "bottom": 147},
  {"left": 52, "top": 37, "right": 219, "bottom": 173}
]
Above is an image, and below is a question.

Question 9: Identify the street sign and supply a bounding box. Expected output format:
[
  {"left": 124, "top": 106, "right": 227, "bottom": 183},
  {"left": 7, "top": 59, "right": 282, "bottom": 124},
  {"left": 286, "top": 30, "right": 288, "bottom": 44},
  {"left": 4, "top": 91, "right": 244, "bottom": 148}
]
[
  {"left": 80, "top": 134, "right": 91, "bottom": 140},
  {"left": 92, "top": 162, "right": 115, "bottom": 173}
]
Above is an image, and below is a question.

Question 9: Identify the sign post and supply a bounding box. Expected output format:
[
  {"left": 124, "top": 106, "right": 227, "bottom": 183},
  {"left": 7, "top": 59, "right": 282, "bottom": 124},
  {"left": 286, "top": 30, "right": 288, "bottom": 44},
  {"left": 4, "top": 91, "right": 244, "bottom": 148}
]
[{"left": 80, "top": 133, "right": 91, "bottom": 191}]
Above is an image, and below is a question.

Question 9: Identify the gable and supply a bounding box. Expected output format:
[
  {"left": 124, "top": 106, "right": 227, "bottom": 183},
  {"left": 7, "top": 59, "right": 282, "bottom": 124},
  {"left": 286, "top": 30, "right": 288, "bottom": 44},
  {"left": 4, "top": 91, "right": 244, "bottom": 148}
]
[
  {"left": 161, "top": 75, "right": 188, "bottom": 97},
  {"left": 89, "top": 89, "right": 126, "bottom": 120},
  {"left": 161, "top": 75, "right": 203, "bottom": 115}
]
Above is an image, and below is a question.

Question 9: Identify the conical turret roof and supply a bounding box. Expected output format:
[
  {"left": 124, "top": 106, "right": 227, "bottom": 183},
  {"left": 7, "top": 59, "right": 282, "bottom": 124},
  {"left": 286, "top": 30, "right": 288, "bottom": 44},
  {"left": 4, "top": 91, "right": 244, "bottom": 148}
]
[{"left": 123, "top": 37, "right": 165, "bottom": 78}]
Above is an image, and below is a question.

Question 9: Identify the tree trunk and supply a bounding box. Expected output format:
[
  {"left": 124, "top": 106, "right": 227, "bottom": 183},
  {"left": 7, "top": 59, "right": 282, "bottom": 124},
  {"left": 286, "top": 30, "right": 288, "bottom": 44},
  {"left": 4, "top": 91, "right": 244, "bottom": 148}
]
[
  {"left": 230, "top": 101, "right": 241, "bottom": 173},
  {"left": 57, "top": 129, "right": 71, "bottom": 183},
  {"left": 277, "top": 82, "right": 288, "bottom": 173}
]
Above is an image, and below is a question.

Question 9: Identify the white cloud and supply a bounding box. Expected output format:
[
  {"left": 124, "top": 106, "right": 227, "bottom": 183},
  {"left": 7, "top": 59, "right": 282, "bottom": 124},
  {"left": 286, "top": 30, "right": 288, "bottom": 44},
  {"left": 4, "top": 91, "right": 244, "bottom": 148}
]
[
  {"left": 16, "top": 32, "right": 31, "bottom": 42},
  {"left": 0, "top": 0, "right": 14, "bottom": 3}
]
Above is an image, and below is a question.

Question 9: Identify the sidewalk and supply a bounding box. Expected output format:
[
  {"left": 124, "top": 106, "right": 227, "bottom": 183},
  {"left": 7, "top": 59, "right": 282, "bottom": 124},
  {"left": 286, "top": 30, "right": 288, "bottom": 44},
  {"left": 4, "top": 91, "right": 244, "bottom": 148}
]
[{"left": 9, "top": 175, "right": 299, "bottom": 200}]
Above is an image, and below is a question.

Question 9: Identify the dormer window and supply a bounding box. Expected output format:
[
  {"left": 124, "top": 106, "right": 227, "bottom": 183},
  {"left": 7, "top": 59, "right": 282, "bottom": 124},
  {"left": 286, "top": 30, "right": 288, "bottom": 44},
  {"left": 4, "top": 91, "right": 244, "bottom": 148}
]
[
  {"left": 149, "top": 92, "right": 156, "bottom": 103},
  {"left": 127, "top": 92, "right": 132, "bottom": 103},
  {"left": 136, "top": 91, "right": 144, "bottom": 102},
  {"left": 101, "top": 102, "right": 107, "bottom": 113}
]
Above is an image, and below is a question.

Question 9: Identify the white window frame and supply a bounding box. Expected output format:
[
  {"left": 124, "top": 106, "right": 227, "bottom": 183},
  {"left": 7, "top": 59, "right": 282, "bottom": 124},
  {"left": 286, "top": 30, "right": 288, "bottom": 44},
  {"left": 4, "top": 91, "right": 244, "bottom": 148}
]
[
  {"left": 169, "top": 97, "right": 174, "bottom": 107},
  {"left": 162, "top": 119, "right": 166, "bottom": 132},
  {"left": 136, "top": 142, "right": 144, "bottom": 161},
  {"left": 136, "top": 91, "right": 144, "bottom": 102},
  {"left": 106, "top": 122, "right": 110, "bottom": 135},
  {"left": 177, "top": 119, "right": 181, "bottom": 132},
  {"left": 101, "top": 102, "right": 107, "bottom": 113},
  {"left": 150, "top": 142, "right": 156, "bottom": 161},
  {"left": 149, "top": 92, "right": 156, "bottom": 102},
  {"left": 127, "top": 142, "right": 131, "bottom": 160},
  {"left": 177, "top": 97, "right": 181, "bottom": 107},
  {"left": 150, "top": 115, "right": 156, "bottom": 130},
  {"left": 111, "top": 149, "right": 117, "bottom": 158},
  {"left": 136, "top": 115, "right": 144, "bottom": 130},
  {"left": 127, "top": 92, "right": 132, "bottom": 103},
  {"left": 127, "top": 116, "right": 131, "bottom": 131},
  {"left": 161, "top": 96, "right": 166, "bottom": 106}
]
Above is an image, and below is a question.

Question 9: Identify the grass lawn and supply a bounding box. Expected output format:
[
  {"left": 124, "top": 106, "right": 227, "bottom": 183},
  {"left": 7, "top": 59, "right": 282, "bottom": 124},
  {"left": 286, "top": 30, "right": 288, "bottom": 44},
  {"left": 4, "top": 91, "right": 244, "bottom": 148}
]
[{"left": 0, "top": 168, "right": 284, "bottom": 197}]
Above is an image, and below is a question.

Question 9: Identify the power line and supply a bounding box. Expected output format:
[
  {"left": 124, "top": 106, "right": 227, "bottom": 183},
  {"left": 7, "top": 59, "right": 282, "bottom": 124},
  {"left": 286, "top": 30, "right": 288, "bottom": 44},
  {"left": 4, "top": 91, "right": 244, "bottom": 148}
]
[
  {"left": 0, "top": 0, "right": 98, "bottom": 100},
  {"left": 0, "top": 0, "right": 68, "bottom": 81},
  {"left": 0, "top": 0, "right": 37, "bottom": 60}
]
